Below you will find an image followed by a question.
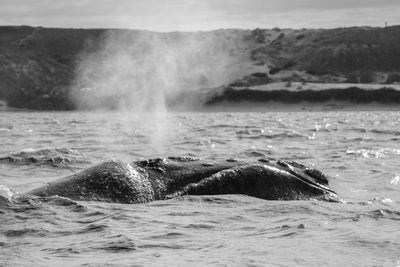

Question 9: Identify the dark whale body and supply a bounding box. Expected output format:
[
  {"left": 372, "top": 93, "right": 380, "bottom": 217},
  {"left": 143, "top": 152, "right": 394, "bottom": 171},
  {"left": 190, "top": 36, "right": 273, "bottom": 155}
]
[{"left": 25, "top": 157, "right": 341, "bottom": 203}]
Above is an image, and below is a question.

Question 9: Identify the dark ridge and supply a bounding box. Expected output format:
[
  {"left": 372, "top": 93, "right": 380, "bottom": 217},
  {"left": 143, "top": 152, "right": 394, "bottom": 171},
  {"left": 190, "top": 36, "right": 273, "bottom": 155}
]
[
  {"left": 205, "top": 87, "right": 400, "bottom": 105},
  {"left": 229, "top": 72, "right": 272, "bottom": 87}
]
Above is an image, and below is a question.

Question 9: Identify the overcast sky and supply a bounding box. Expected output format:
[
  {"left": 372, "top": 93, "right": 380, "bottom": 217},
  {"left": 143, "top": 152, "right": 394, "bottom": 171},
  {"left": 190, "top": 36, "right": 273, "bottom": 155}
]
[{"left": 1, "top": 0, "right": 399, "bottom": 31}]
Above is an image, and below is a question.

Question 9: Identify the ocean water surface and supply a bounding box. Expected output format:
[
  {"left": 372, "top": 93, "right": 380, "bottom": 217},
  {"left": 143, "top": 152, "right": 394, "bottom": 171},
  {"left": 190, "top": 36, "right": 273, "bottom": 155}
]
[{"left": 0, "top": 111, "right": 399, "bottom": 266}]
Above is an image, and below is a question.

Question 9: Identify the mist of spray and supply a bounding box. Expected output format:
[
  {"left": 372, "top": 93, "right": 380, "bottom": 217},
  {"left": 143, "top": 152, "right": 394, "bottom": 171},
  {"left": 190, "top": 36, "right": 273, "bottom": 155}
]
[{"left": 70, "top": 29, "right": 245, "bottom": 154}]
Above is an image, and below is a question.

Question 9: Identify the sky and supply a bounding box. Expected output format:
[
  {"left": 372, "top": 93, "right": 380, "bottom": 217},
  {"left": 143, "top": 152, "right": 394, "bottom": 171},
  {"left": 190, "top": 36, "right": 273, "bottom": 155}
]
[{"left": 1, "top": 0, "right": 400, "bottom": 31}]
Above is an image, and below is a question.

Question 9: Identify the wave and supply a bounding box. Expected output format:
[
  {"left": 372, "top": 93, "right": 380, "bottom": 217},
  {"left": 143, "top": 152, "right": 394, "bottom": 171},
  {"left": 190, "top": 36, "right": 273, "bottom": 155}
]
[
  {"left": 0, "top": 122, "right": 13, "bottom": 132},
  {"left": 235, "top": 129, "right": 265, "bottom": 135},
  {"left": 1, "top": 189, "right": 87, "bottom": 217},
  {"left": 237, "top": 132, "right": 304, "bottom": 140},
  {"left": 371, "top": 209, "right": 400, "bottom": 220},
  {"left": 346, "top": 148, "right": 400, "bottom": 159},
  {"left": 0, "top": 185, "right": 14, "bottom": 208},
  {"left": 0, "top": 185, "right": 42, "bottom": 213},
  {"left": 369, "top": 129, "right": 400, "bottom": 135},
  {"left": 239, "top": 150, "right": 270, "bottom": 157},
  {"left": 205, "top": 87, "right": 400, "bottom": 105},
  {"left": 0, "top": 147, "right": 90, "bottom": 167}
]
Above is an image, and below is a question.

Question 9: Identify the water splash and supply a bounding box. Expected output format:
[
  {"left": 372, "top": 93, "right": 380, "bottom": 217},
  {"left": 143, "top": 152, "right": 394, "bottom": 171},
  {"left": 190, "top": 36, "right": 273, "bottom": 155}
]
[
  {"left": 390, "top": 174, "right": 400, "bottom": 185},
  {"left": 346, "top": 148, "right": 385, "bottom": 159},
  {"left": 70, "top": 30, "right": 240, "bottom": 112},
  {"left": 69, "top": 29, "right": 244, "bottom": 152}
]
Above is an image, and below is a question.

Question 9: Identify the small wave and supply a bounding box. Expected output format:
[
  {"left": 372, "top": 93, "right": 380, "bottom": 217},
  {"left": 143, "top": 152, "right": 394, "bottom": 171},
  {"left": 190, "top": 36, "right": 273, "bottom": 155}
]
[
  {"left": 1, "top": 189, "right": 88, "bottom": 215},
  {"left": 149, "top": 232, "right": 186, "bottom": 239},
  {"left": 390, "top": 174, "right": 400, "bottom": 185},
  {"left": 235, "top": 129, "right": 265, "bottom": 135},
  {"left": 176, "top": 195, "right": 250, "bottom": 205},
  {"left": 4, "top": 228, "right": 49, "bottom": 237},
  {"left": 209, "top": 124, "right": 247, "bottom": 129},
  {"left": 363, "top": 208, "right": 400, "bottom": 221},
  {"left": 0, "top": 185, "right": 15, "bottom": 199},
  {"left": 244, "top": 223, "right": 306, "bottom": 238},
  {"left": 367, "top": 197, "right": 396, "bottom": 206},
  {"left": 227, "top": 215, "right": 253, "bottom": 223},
  {"left": 312, "top": 123, "right": 340, "bottom": 133},
  {"left": 0, "top": 185, "right": 21, "bottom": 209},
  {"left": 346, "top": 149, "right": 385, "bottom": 159},
  {"left": 96, "top": 243, "right": 136, "bottom": 253},
  {"left": 348, "top": 128, "right": 400, "bottom": 136},
  {"left": 167, "top": 211, "right": 206, "bottom": 216},
  {"left": 342, "top": 137, "right": 373, "bottom": 143},
  {"left": 237, "top": 132, "right": 304, "bottom": 140},
  {"left": 370, "top": 129, "right": 400, "bottom": 135},
  {"left": 0, "top": 194, "right": 10, "bottom": 208},
  {"left": 42, "top": 117, "right": 61, "bottom": 125},
  {"left": 349, "top": 127, "right": 368, "bottom": 133},
  {"left": 83, "top": 223, "right": 108, "bottom": 233},
  {"left": 138, "top": 243, "right": 184, "bottom": 250},
  {"left": 346, "top": 147, "right": 400, "bottom": 159},
  {"left": 43, "top": 247, "right": 81, "bottom": 255},
  {"left": 184, "top": 223, "right": 216, "bottom": 230},
  {"left": 239, "top": 150, "right": 271, "bottom": 158},
  {"left": 40, "top": 196, "right": 87, "bottom": 212},
  {"left": 0, "top": 125, "right": 12, "bottom": 132},
  {"left": 0, "top": 147, "right": 89, "bottom": 167},
  {"left": 5, "top": 195, "right": 41, "bottom": 212},
  {"left": 68, "top": 119, "right": 86, "bottom": 124},
  {"left": 0, "top": 128, "right": 11, "bottom": 133}
]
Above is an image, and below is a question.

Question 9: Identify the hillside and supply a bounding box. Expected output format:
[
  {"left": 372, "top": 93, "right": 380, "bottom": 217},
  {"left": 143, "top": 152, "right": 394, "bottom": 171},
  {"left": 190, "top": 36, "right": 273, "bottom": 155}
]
[{"left": 1, "top": 25, "right": 400, "bottom": 110}]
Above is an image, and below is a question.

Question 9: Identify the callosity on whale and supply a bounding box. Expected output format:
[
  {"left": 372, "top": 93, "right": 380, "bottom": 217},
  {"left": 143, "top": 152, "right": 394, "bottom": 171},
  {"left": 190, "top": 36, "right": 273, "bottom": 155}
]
[{"left": 24, "top": 157, "right": 342, "bottom": 203}]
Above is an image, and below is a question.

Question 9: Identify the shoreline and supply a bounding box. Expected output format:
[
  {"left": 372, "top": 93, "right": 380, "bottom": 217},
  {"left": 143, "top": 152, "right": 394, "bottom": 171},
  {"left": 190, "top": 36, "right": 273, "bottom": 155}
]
[
  {"left": 2, "top": 83, "right": 400, "bottom": 112},
  {"left": 199, "top": 101, "right": 400, "bottom": 112},
  {"left": 9, "top": 102, "right": 393, "bottom": 113},
  {"left": 2, "top": 101, "right": 400, "bottom": 113},
  {"left": 236, "top": 82, "right": 400, "bottom": 92}
]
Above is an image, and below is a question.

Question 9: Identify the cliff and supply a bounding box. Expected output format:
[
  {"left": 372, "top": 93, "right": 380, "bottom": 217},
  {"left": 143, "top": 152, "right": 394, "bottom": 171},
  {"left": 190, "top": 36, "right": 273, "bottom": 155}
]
[{"left": 1, "top": 25, "right": 400, "bottom": 110}]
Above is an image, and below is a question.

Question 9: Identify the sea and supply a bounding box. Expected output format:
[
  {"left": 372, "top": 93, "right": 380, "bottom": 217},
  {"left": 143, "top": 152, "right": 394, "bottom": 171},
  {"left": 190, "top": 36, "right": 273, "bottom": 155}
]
[{"left": 0, "top": 110, "right": 399, "bottom": 266}]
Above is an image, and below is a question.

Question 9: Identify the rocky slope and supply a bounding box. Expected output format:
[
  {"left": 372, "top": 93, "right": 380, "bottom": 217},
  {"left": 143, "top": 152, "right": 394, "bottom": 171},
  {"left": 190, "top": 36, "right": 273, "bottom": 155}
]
[{"left": 1, "top": 25, "right": 400, "bottom": 110}]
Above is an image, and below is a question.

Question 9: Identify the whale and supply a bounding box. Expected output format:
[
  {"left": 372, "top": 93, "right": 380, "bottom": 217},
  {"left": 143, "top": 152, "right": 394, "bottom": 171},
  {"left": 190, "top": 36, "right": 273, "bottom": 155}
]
[{"left": 23, "top": 157, "right": 342, "bottom": 204}]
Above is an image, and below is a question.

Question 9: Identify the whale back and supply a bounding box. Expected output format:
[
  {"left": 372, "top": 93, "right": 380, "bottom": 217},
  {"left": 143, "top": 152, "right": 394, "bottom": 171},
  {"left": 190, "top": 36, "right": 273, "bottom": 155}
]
[
  {"left": 28, "top": 160, "right": 155, "bottom": 203},
  {"left": 133, "top": 157, "right": 248, "bottom": 195},
  {"left": 170, "top": 162, "right": 341, "bottom": 202},
  {"left": 25, "top": 157, "right": 340, "bottom": 204}
]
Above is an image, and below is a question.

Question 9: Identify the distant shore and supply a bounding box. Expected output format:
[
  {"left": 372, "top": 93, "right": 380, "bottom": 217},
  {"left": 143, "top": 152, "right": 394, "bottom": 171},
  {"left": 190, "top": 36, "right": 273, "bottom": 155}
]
[
  {"left": 201, "top": 101, "right": 400, "bottom": 112},
  {"left": 1, "top": 25, "right": 400, "bottom": 111},
  {"left": 232, "top": 82, "right": 400, "bottom": 92},
  {"left": 2, "top": 82, "right": 400, "bottom": 112},
  {"left": 201, "top": 83, "right": 400, "bottom": 111}
]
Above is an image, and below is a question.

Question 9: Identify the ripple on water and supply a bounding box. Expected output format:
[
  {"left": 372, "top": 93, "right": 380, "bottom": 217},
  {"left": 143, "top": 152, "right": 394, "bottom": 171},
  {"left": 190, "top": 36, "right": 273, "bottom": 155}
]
[
  {"left": 237, "top": 132, "right": 305, "bottom": 140},
  {"left": 0, "top": 147, "right": 90, "bottom": 168},
  {"left": 91, "top": 236, "right": 137, "bottom": 253},
  {"left": 167, "top": 211, "right": 207, "bottom": 216},
  {"left": 4, "top": 228, "right": 49, "bottom": 238},
  {"left": 184, "top": 223, "right": 216, "bottom": 230},
  {"left": 346, "top": 148, "right": 386, "bottom": 159},
  {"left": 148, "top": 232, "right": 187, "bottom": 240},
  {"left": 240, "top": 150, "right": 269, "bottom": 157},
  {"left": 137, "top": 243, "right": 185, "bottom": 250}
]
